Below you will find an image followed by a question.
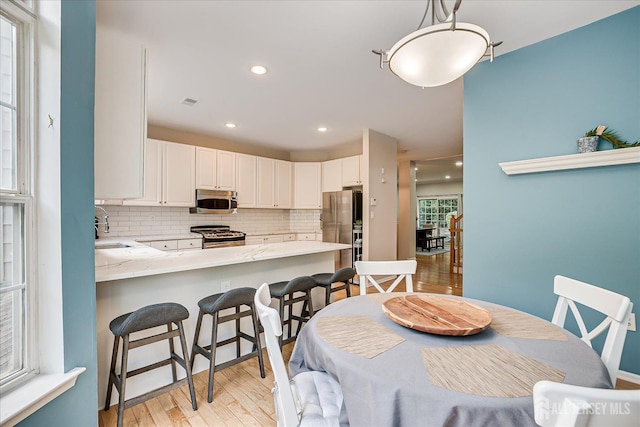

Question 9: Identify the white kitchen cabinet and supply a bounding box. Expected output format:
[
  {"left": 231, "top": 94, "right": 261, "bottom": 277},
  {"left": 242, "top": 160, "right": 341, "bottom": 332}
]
[
  {"left": 283, "top": 234, "right": 296, "bottom": 241},
  {"left": 264, "top": 235, "right": 284, "bottom": 244},
  {"left": 195, "top": 147, "right": 236, "bottom": 190},
  {"left": 143, "top": 237, "right": 202, "bottom": 252},
  {"left": 147, "top": 240, "right": 178, "bottom": 251},
  {"left": 245, "top": 235, "right": 285, "bottom": 245},
  {"left": 342, "top": 155, "right": 362, "bottom": 186},
  {"left": 322, "top": 159, "right": 342, "bottom": 192},
  {"left": 177, "top": 238, "right": 202, "bottom": 251},
  {"left": 257, "top": 157, "right": 292, "bottom": 208},
  {"left": 294, "top": 162, "right": 322, "bottom": 209},
  {"left": 236, "top": 153, "right": 257, "bottom": 208},
  {"left": 245, "top": 236, "right": 262, "bottom": 245},
  {"left": 124, "top": 139, "right": 195, "bottom": 207},
  {"left": 94, "top": 26, "right": 148, "bottom": 200},
  {"left": 296, "top": 233, "right": 317, "bottom": 241},
  {"left": 275, "top": 160, "right": 292, "bottom": 208}
]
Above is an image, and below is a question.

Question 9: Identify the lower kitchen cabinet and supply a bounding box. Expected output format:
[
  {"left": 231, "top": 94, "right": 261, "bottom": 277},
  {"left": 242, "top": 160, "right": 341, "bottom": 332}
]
[
  {"left": 142, "top": 237, "right": 202, "bottom": 251},
  {"left": 245, "top": 235, "right": 285, "bottom": 245},
  {"left": 246, "top": 233, "right": 319, "bottom": 245},
  {"left": 296, "top": 233, "right": 317, "bottom": 241}
]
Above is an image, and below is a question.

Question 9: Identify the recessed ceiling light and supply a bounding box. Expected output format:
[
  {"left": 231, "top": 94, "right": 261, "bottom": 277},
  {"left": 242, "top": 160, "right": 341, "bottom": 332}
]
[
  {"left": 225, "top": 123, "right": 237, "bottom": 128},
  {"left": 455, "top": 161, "right": 463, "bottom": 166},
  {"left": 415, "top": 179, "right": 418, "bottom": 182},
  {"left": 250, "top": 65, "right": 267, "bottom": 75},
  {"left": 317, "top": 127, "right": 328, "bottom": 132},
  {"left": 445, "top": 175, "right": 451, "bottom": 179},
  {"left": 414, "top": 167, "right": 418, "bottom": 171}
]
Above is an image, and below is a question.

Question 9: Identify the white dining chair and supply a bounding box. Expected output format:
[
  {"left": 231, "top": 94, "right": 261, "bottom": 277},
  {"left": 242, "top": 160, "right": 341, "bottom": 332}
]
[
  {"left": 533, "top": 380, "right": 640, "bottom": 427},
  {"left": 355, "top": 260, "right": 417, "bottom": 295},
  {"left": 551, "top": 275, "right": 632, "bottom": 384},
  {"left": 254, "top": 283, "right": 345, "bottom": 427}
]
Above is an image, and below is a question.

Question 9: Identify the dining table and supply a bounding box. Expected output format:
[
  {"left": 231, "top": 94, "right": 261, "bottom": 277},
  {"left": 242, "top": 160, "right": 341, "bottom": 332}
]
[{"left": 288, "top": 293, "right": 613, "bottom": 427}]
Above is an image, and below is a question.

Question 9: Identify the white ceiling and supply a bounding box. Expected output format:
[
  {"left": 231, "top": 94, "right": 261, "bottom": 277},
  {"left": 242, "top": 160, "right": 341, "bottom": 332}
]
[{"left": 96, "top": 0, "right": 639, "bottom": 183}]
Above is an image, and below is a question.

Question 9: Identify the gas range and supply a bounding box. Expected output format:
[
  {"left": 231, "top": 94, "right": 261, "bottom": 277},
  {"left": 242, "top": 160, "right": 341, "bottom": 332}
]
[{"left": 190, "top": 225, "right": 246, "bottom": 249}]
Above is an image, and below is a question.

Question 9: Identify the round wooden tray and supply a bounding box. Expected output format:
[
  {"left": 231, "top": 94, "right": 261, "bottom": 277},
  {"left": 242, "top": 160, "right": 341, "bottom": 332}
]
[{"left": 381, "top": 295, "right": 492, "bottom": 336}]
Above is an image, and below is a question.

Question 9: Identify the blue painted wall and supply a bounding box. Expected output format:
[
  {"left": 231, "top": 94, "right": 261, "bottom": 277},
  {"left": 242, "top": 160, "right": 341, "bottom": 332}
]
[
  {"left": 463, "top": 7, "right": 639, "bottom": 375},
  {"left": 20, "top": 1, "right": 98, "bottom": 425}
]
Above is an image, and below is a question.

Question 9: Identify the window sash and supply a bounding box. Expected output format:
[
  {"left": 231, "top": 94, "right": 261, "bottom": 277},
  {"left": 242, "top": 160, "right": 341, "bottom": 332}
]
[
  {"left": 0, "top": 197, "right": 29, "bottom": 386},
  {"left": 0, "top": 0, "right": 35, "bottom": 392},
  {"left": 417, "top": 196, "right": 460, "bottom": 234}
]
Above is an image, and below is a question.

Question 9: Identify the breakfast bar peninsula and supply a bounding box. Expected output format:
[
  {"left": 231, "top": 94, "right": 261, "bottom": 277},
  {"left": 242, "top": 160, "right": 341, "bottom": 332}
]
[{"left": 95, "top": 240, "right": 349, "bottom": 408}]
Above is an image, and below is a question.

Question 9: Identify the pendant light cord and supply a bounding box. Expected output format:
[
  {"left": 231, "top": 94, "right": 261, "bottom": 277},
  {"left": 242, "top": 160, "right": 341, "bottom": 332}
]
[{"left": 416, "top": 0, "right": 463, "bottom": 30}]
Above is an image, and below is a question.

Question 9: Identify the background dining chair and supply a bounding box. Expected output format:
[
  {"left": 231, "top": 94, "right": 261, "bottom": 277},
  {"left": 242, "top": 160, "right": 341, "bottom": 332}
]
[
  {"left": 533, "top": 380, "right": 640, "bottom": 427},
  {"left": 355, "top": 260, "right": 417, "bottom": 295},
  {"left": 551, "top": 275, "right": 632, "bottom": 384},
  {"left": 254, "top": 283, "right": 345, "bottom": 427}
]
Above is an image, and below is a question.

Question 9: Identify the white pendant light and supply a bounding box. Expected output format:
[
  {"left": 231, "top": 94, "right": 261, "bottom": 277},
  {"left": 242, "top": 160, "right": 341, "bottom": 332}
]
[{"left": 374, "top": 0, "right": 500, "bottom": 88}]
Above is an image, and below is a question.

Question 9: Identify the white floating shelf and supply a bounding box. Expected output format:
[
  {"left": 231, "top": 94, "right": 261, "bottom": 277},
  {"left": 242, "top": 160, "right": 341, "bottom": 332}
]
[{"left": 499, "top": 146, "right": 640, "bottom": 175}]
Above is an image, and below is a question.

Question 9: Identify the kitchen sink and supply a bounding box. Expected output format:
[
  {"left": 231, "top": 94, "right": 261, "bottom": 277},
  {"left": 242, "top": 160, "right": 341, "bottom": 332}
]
[{"left": 95, "top": 242, "right": 132, "bottom": 249}]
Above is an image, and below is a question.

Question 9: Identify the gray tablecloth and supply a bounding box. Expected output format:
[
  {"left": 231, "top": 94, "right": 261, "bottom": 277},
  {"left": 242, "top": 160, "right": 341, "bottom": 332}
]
[{"left": 289, "top": 293, "right": 612, "bottom": 427}]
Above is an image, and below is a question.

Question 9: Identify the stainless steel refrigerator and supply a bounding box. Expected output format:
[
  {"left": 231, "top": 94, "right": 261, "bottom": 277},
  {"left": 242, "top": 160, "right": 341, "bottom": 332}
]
[{"left": 321, "top": 190, "right": 363, "bottom": 271}]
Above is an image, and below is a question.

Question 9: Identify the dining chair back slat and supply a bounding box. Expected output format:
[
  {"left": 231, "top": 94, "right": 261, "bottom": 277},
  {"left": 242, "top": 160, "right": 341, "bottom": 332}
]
[
  {"left": 254, "top": 283, "right": 345, "bottom": 427},
  {"left": 551, "top": 275, "right": 632, "bottom": 384},
  {"left": 355, "top": 260, "right": 417, "bottom": 295},
  {"left": 533, "top": 380, "right": 640, "bottom": 427}
]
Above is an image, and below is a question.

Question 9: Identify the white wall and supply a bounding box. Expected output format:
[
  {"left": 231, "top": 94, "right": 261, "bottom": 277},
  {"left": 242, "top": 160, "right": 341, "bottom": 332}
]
[
  {"left": 416, "top": 181, "right": 463, "bottom": 197},
  {"left": 363, "top": 129, "right": 398, "bottom": 261},
  {"left": 397, "top": 160, "right": 416, "bottom": 260}
]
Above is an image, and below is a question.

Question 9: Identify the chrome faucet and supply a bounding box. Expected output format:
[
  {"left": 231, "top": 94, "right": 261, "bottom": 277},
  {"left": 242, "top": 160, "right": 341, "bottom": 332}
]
[{"left": 95, "top": 205, "right": 110, "bottom": 233}]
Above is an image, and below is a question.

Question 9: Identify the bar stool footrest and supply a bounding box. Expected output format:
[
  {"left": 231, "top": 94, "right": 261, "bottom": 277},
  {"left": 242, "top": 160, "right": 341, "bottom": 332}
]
[{"left": 122, "top": 377, "right": 190, "bottom": 410}]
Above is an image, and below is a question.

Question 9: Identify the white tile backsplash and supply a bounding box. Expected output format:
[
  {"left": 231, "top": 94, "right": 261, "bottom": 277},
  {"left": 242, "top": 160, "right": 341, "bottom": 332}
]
[{"left": 97, "top": 206, "right": 321, "bottom": 238}]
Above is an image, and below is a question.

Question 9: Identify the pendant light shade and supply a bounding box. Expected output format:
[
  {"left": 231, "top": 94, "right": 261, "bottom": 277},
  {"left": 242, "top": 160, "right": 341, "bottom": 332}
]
[
  {"left": 374, "top": 0, "right": 499, "bottom": 88},
  {"left": 387, "top": 22, "right": 490, "bottom": 88}
]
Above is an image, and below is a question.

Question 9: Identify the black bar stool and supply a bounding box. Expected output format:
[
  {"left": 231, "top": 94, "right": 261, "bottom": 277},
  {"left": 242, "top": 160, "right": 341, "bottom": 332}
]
[
  {"left": 190, "top": 287, "right": 265, "bottom": 403},
  {"left": 105, "top": 302, "right": 197, "bottom": 427},
  {"left": 268, "top": 276, "right": 317, "bottom": 346},
  {"left": 311, "top": 267, "right": 356, "bottom": 307}
]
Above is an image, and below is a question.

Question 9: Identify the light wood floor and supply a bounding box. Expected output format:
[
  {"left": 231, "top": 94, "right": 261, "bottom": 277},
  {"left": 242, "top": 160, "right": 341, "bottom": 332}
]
[{"left": 98, "top": 251, "right": 637, "bottom": 426}]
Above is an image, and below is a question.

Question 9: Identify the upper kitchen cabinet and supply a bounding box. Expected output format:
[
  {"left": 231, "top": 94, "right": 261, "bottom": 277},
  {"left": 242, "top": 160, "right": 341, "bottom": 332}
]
[
  {"left": 342, "top": 155, "right": 363, "bottom": 186},
  {"left": 294, "top": 162, "right": 322, "bottom": 209},
  {"left": 94, "top": 26, "right": 148, "bottom": 200},
  {"left": 195, "top": 147, "right": 236, "bottom": 191},
  {"left": 236, "top": 153, "right": 257, "bottom": 208},
  {"left": 257, "top": 157, "right": 292, "bottom": 208},
  {"left": 124, "top": 139, "right": 195, "bottom": 207},
  {"left": 322, "top": 159, "right": 342, "bottom": 192}
]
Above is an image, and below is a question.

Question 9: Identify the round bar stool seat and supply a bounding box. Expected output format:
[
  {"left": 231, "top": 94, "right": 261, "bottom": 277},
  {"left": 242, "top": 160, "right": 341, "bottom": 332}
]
[
  {"left": 105, "top": 302, "right": 197, "bottom": 427},
  {"left": 311, "top": 267, "right": 356, "bottom": 307},
  {"left": 268, "top": 276, "right": 317, "bottom": 346},
  {"left": 190, "top": 287, "right": 265, "bottom": 403}
]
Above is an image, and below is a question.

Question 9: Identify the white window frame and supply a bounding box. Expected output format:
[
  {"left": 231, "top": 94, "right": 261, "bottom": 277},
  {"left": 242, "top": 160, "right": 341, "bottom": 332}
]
[
  {"left": 0, "top": 0, "right": 37, "bottom": 393},
  {"left": 417, "top": 194, "right": 462, "bottom": 237},
  {"left": 0, "top": 2, "right": 84, "bottom": 424}
]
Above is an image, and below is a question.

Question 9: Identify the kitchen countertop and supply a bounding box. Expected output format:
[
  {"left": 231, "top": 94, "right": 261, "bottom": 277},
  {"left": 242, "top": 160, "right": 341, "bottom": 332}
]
[{"left": 95, "top": 239, "right": 350, "bottom": 282}]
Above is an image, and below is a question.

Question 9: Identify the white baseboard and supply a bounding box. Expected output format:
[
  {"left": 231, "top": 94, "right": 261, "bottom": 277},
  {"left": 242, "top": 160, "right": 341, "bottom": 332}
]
[{"left": 617, "top": 370, "right": 640, "bottom": 385}]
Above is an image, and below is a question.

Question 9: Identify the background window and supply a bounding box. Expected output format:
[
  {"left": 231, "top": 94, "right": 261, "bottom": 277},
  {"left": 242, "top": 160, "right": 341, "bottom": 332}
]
[{"left": 417, "top": 196, "right": 460, "bottom": 238}]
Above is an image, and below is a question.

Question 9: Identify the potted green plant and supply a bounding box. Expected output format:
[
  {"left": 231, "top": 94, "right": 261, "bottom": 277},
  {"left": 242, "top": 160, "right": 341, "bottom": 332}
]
[
  {"left": 579, "top": 125, "right": 639, "bottom": 153},
  {"left": 354, "top": 220, "right": 363, "bottom": 230}
]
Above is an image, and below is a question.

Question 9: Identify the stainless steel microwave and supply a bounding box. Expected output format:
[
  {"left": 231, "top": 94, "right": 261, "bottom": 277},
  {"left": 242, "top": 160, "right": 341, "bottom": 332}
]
[{"left": 189, "top": 189, "right": 238, "bottom": 214}]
